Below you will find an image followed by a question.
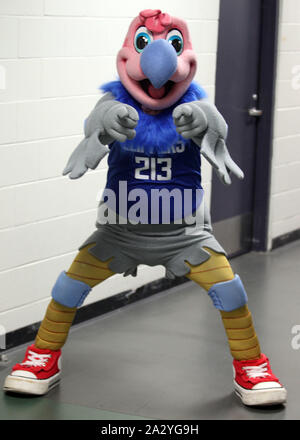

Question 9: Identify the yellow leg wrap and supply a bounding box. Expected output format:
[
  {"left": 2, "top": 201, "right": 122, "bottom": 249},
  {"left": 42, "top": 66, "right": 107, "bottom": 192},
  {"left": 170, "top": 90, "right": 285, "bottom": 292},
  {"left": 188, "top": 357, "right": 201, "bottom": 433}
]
[
  {"left": 66, "top": 243, "right": 114, "bottom": 288},
  {"left": 35, "top": 244, "right": 114, "bottom": 350},
  {"left": 221, "top": 306, "right": 261, "bottom": 360},
  {"left": 35, "top": 299, "right": 77, "bottom": 350},
  {"left": 186, "top": 248, "right": 261, "bottom": 361},
  {"left": 185, "top": 248, "right": 235, "bottom": 290}
]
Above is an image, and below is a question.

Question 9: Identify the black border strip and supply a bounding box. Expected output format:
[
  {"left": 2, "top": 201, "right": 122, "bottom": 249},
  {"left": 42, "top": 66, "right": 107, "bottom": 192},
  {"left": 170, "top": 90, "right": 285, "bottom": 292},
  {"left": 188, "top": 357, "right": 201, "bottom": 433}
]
[
  {"left": 252, "top": 0, "right": 280, "bottom": 251},
  {"left": 2, "top": 276, "right": 188, "bottom": 352},
  {"left": 272, "top": 228, "right": 300, "bottom": 250}
]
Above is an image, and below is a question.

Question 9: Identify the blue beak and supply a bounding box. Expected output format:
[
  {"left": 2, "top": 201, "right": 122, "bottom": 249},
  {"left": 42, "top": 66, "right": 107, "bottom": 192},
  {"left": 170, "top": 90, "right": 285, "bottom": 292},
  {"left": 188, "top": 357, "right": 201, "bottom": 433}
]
[{"left": 140, "top": 39, "right": 177, "bottom": 89}]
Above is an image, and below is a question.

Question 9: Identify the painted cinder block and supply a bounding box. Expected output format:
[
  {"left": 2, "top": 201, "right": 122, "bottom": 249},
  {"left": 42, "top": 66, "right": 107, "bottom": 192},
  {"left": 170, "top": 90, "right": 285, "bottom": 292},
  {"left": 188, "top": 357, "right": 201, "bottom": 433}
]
[
  {"left": 272, "top": 189, "right": 300, "bottom": 223},
  {"left": 0, "top": 252, "right": 76, "bottom": 312},
  {"left": 0, "top": 169, "right": 106, "bottom": 229},
  {"left": 0, "top": 0, "right": 43, "bottom": 16},
  {"left": 272, "top": 163, "right": 300, "bottom": 194},
  {"left": 270, "top": 2, "right": 300, "bottom": 242},
  {"left": 277, "top": 52, "right": 300, "bottom": 82},
  {"left": 187, "top": 21, "right": 219, "bottom": 54},
  {"left": 194, "top": 54, "right": 217, "bottom": 87},
  {"left": 19, "top": 18, "right": 67, "bottom": 58},
  {"left": 44, "top": 0, "right": 86, "bottom": 17},
  {"left": 41, "top": 57, "right": 117, "bottom": 98},
  {"left": 273, "top": 136, "right": 300, "bottom": 166},
  {"left": 274, "top": 108, "right": 300, "bottom": 138},
  {"left": 282, "top": 0, "right": 300, "bottom": 24},
  {"left": 0, "top": 136, "right": 85, "bottom": 188},
  {"left": 0, "top": 60, "right": 41, "bottom": 103},
  {"left": 0, "top": 142, "right": 39, "bottom": 188},
  {"left": 0, "top": 210, "right": 96, "bottom": 272},
  {"left": 276, "top": 80, "right": 300, "bottom": 108},
  {"left": 16, "top": 96, "right": 98, "bottom": 142},
  {"left": 279, "top": 24, "right": 300, "bottom": 52},
  {"left": 0, "top": 18, "right": 18, "bottom": 59},
  {"left": 85, "top": 0, "right": 220, "bottom": 21},
  {"left": 0, "top": 103, "right": 17, "bottom": 145}
]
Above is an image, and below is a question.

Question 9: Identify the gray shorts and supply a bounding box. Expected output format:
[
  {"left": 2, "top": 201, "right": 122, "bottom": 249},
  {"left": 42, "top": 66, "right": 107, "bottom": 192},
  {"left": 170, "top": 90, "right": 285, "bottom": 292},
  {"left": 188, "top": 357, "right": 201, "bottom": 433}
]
[{"left": 80, "top": 220, "right": 226, "bottom": 280}]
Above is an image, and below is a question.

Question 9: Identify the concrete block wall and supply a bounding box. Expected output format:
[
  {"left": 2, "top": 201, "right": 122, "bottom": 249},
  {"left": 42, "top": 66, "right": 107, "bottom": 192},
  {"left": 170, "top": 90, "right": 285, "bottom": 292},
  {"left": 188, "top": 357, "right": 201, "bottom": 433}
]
[
  {"left": 269, "top": 0, "right": 300, "bottom": 245},
  {"left": 0, "top": 0, "right": 220, "bottom": 333}
]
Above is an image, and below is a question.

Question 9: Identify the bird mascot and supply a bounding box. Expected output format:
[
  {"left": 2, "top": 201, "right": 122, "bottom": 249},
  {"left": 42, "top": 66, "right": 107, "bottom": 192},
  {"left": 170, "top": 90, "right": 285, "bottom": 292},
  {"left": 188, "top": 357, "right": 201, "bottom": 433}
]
[{"left": 3, "top": 9, "right": 287, "bottom": 407}]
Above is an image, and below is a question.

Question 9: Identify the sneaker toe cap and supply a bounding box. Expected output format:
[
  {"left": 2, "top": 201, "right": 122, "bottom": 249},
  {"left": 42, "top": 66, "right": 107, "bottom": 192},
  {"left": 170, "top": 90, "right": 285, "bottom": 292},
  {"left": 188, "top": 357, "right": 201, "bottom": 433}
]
[
  {"left": 11, "top": 370, "right": 37, "bottom": 379},
  {"left": 252, "top": 381, "right": 282, "bottom": 390}
]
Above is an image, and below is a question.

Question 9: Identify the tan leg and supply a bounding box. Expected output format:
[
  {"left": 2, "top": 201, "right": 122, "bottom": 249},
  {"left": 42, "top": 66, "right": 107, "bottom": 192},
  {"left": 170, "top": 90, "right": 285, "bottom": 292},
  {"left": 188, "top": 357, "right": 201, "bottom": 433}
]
[
  {"left": 186, "top": 248, "right": 261, "bottom": 360},
  {"left": 35, "top": 244, "right": 115, "bottom": 350}
]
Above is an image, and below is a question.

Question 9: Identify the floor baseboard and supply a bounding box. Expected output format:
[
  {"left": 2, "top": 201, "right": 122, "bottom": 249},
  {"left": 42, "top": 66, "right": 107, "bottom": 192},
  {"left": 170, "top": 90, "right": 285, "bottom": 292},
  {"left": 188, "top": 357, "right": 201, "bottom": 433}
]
[{"left": 272, "top": 228, "right": 300, "bottom": 250}]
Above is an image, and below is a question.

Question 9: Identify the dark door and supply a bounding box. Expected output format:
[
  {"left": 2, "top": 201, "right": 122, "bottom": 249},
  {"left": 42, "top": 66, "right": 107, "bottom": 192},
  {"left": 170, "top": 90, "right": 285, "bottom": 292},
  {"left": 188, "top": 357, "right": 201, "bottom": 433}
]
[{"left": 210, "top": 0, "right": 278, "bottom": 256}]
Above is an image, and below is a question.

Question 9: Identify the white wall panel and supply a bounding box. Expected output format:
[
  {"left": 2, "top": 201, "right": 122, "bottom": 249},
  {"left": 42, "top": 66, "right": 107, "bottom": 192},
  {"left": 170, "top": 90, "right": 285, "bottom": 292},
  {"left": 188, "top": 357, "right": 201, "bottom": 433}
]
[{"left": 268, "top": 0, "right": 300, "bottom": 245}]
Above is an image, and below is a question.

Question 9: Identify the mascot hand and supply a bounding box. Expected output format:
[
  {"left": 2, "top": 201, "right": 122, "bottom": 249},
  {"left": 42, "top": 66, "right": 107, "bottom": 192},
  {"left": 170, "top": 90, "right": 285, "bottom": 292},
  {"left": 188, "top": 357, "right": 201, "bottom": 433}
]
[
  {"left": 175, "top": 100, "right": 244, "bottom": 185},
  {"left": 102, "top": 104, "right": 139, "bottom": 143},
  {"left": 63, "top": 130, "right": 109, "bottom": 179},
  {"left": 173, "top": 102, "right": 208, "bottom": 139}
]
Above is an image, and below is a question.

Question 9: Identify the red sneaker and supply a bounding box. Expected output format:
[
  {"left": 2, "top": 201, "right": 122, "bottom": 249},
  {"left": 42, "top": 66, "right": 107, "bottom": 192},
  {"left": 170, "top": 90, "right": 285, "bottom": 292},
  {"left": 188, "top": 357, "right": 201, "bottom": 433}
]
[
  {"left": 3, "top": 344, "right": 61, "bottom": 395},
  {"left": 233, "top": 353, "right": 287, "bottom": 406}
]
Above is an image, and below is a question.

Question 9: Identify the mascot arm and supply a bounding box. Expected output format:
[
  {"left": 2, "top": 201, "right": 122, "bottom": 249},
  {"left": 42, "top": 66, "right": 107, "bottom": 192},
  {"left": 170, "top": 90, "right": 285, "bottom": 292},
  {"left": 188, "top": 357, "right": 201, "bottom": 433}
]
[
  {"left": 63, "top": 93, "right": 139, "bottom": 179},
  {"left": 85, "top": 93, "right": 139, "bottom": 144},
  {"left": 173, "top": 100, "right": 244, "bottom": 185}
]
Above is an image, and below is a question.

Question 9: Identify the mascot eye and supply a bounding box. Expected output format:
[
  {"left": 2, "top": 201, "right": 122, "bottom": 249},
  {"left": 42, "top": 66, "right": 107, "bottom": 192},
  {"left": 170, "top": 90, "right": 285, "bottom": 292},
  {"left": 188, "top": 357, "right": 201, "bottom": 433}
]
[
  {"left": 167, "top": 29, "right": 184, "bottom": 55},
  {"left": 134, "top": 27, "right": 152, "bottom": 53}
]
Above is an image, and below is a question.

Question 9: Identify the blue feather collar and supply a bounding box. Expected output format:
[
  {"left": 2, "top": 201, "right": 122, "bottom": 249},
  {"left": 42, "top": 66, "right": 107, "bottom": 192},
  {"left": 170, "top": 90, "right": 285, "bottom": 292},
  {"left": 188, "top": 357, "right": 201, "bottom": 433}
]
[{"left": 100, "top": 80, "right": 207, "bottom": 155}]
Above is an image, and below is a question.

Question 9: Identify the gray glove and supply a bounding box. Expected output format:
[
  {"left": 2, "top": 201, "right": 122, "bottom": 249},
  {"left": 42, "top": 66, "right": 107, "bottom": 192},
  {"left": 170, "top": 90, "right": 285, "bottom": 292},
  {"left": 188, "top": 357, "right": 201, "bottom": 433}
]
[
  {"left": 63, "top": 130, "right": 109, "bottom": 179},
  {"left": 85, "top": 93, "right": 139, "bottom": 145},
  {"left": 173, "top": 101, "right": 244, "bottom": 185},
  {"left": 63, "top": 93, "right": 139, "bottom": 179}
]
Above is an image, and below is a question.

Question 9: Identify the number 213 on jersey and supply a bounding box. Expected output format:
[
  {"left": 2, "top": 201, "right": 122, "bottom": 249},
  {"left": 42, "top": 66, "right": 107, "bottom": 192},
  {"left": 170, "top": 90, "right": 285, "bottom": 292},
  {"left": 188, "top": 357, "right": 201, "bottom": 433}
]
[{"left": 134, "top": 157, "right": 172, "bottom": 181}]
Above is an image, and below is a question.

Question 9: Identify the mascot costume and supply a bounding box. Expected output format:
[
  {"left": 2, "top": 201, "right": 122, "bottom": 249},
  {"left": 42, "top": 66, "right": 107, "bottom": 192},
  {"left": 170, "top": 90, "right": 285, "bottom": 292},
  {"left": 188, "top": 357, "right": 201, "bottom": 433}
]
[{"left": 3, "top": 10, "right": 287, "bottom": 407}]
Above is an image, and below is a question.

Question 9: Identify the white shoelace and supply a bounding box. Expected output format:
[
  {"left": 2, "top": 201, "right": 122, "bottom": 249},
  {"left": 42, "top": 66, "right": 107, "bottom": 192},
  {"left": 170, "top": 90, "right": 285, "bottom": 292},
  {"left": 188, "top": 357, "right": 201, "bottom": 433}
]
[
  {"left": 21, "top": 350, "right": 52, "bottom": 368},
  {"left": 242, "top": 362, "right": 270, "bottom": 379}
]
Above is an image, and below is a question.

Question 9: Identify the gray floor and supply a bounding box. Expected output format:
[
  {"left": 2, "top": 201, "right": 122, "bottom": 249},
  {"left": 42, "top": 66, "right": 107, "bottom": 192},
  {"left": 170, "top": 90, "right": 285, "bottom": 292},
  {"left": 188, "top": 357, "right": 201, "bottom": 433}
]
[{"left": 1, "top": 241, "right": 300, "bottom": 420}]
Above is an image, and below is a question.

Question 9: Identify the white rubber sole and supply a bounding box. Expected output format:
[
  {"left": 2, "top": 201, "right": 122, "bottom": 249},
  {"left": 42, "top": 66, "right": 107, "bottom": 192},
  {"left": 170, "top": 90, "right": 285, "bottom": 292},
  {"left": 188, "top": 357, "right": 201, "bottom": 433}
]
[
  {"left": 234, "top": 380, "right": 287, "bottom": 406},
  {"left": 3, "top": 372, "right": 61, "bottom": 396}
]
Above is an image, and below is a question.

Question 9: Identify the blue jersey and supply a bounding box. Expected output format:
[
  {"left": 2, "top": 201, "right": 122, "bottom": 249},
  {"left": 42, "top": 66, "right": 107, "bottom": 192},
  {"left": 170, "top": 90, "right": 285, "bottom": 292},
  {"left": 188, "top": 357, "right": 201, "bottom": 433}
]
[
  {"left": 98, "top": 81, "right": 207, "bottom": 224},
  {"left": 104, "top": 140, "right": 203, "bottom": 224}
]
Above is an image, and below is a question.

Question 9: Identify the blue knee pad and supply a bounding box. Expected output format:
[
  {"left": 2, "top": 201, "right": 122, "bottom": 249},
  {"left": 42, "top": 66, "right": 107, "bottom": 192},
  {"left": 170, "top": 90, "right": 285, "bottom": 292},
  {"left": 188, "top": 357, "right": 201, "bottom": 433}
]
[
  {"left": 207, "top": 275, "right": 248, "bottom": 312},
  {"left": 51, "top": 271, "right": 92, "bottom": 308}
]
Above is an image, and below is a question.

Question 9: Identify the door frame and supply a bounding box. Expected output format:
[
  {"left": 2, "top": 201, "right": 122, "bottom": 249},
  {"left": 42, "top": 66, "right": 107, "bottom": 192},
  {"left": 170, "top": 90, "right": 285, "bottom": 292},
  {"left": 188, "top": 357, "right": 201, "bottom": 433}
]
[
  {"left": 213, "top": 0, "right": 280, "bottom": 252},
  {"left": 252, "top": 0, "right": 280, "bottom": 251}
]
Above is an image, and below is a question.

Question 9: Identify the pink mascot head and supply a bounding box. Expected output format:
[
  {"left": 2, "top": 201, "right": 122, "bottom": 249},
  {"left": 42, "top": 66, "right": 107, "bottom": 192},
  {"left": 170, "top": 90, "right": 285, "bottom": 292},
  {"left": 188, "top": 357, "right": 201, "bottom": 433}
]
[{"left": 117, "top": 9, "right": 197, "bottom": 111}]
